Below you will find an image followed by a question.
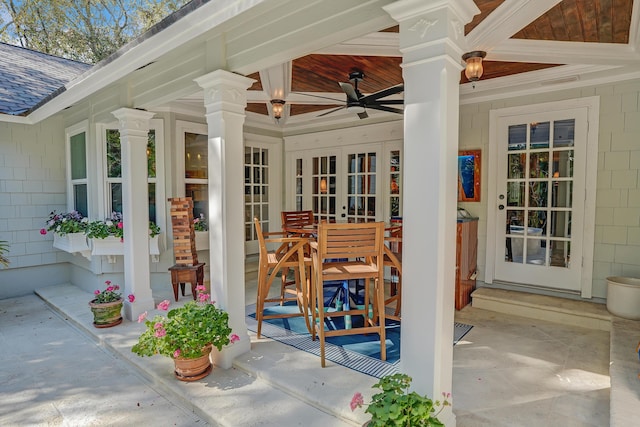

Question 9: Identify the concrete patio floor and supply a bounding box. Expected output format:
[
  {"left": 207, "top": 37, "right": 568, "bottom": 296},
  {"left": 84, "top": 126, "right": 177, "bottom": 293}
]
[{"left": 0, "top": 261, "right": 614, "bottom": 427}]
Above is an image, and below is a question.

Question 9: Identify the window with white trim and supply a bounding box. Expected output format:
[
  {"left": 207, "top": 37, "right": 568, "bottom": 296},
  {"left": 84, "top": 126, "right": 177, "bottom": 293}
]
[{"left": 66, "top": 122, "right": 89, "bottom": 216}]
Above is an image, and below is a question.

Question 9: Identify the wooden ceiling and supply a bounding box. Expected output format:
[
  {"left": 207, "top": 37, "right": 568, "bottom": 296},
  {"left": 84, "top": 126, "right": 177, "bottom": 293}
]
[{"left": 246, "top": 0, "right": 634, "bottom": 119}]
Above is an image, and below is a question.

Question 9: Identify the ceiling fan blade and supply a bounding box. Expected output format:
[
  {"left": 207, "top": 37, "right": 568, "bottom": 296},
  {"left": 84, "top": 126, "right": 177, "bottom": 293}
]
[
  {"left": 357, "top": 111, "right": 369, "bottom": 120},
  {"left": 366, "top": 99, "right": 404, "bottom": 105},
  {"left": 317, "top": 106, "right": 346, "bottom": 117},
  {"left": 360, "top": 84, "right": 404, "bottom": 103},
  {"left": 366, "top": 104, "right": 404, "bottom": 115},
  {"left": 339, "top": 82, "right": 360, "bottom": 101},
  {"left": 290, "top": 92, "right": 345, "bottom": 103}
]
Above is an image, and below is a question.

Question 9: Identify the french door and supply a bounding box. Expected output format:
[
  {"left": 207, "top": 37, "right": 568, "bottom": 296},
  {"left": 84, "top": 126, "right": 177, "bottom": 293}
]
[{"left": 492, "top": 107, "right": 589, "bottom": 292}]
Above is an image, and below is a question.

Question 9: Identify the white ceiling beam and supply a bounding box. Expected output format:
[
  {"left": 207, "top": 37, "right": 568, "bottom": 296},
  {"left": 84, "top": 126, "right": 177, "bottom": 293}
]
[
  {"left": 314, "top": 32, "right": 401, "bottom": 56},
  {"left": 465, "top": 0, "right": 562, "bottom": 52},
  {"left": 489, "top": 39, "right": 640, "bottom": 65}
]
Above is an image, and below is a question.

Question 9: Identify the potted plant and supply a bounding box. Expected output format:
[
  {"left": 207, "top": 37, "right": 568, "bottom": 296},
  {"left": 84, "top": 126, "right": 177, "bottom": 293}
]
[
  {"left": 87, "top": 212, "right": 162, "bottom": 258},
  {"left": 89, "top": 280, "right": 134, "bottom": 328},
  {"left": 350, "top": 373, "right": 451, "bottom": 427},
  {"left": 132, "top": 285, "right": 240, "bottom": 381},
  {"left": 41, "top": 210, "right": 91, "bottom": 255},
  {"left": 0, "top": 239, "right": 9, "bottom": 268},
  {"left": 193, "top": 213, "right": 209, "bottom": 251}
]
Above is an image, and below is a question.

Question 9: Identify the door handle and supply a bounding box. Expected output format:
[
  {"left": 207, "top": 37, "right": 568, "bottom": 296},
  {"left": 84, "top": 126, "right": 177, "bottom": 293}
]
[{"left": 498, "top": 205, "right": 505, "bottom": 210}]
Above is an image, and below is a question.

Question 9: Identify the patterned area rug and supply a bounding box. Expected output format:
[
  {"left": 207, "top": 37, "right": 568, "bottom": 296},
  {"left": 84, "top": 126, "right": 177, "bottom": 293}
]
[{"left": 246, "top": 303, "right": 473, "bottom": 378}]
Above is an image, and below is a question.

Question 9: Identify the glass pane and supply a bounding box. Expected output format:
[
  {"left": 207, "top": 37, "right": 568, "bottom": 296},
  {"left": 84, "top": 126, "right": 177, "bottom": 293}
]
[
  {"left": 262, "top": 186, "right": 269, "bottom": 202},
  {"left": 252, "top": 150, "right": 260, "bottom": 165},
  {"left": 528, "top": 182, "right": 548, "bottom": 207},
  {"left": 296, "top": 178, "right": 302, "bottom": 194},
  {"left": 329, "top": 176, "right": 336, "bottom": 194},
  {"left": 369, "top": 175, "right": 376, "bottom": 194},
  {"left": 312, "top": 157, "right": 319, "bottom": 175},
  {"left": 262, "top": 167, "right": 268, "bottom": 184},
  {"left": 508, "top": 124, "right": 526, "bottom": 150},
  {"left": 253, "top": 166, "right": 260, "bottom": 184},
  {"left": 529, "top": 121, "right": 549, "bottom": 149},
  {"left": 507, "top": 182, "right": 525, "bottom": 207},
  {"left": 506, "top": 236, "right": 523, "bottom": 262},
  {"left": 148, "top": 183, "right": 156, "bottom": 223},
  {"left": 296, "top": 196, "right": 302, "bottom": 211},
  {"left": 74, "top": 184, "right": 88, "bottom": 217},
  {"left": 552, "top": 181, "right": 572, "bottom": 207},
  {"left": 391, "top": 150, "right": 400, "bottom": 172},
  {"left": 550, "top": 211, "right": 571, "bottom": 238},
  {"left": 368, "top": 153, "right": 376, "bottom": 172},
  {"left": 245, "top": 146, "right": 251, "bottom": 165},
  {"left": 391, "top": 196, "right": 400, "bottom": 216},
  {"left": 391, "top": 176, "right": 399, "bottom": 194},
  {"left": 261, "top": 149, "right": 268, "bottom": 165},
  {"left": 554, "top": 119, "right": 575, "bottom": 147},
  {"left": 321, "top": 196, "right": 327, "bottom": 213},
  {"left": 348, "top": 176, "right": 355, "bottom": 193},
  {"left": 147, "top": 130, "right": 156, "bottom": 178},
  {"left": 296, "top": 158, "right": 302, "bottom": 176},
  {"left": 321, "top": 156, "right": 327, "bottom": 174},
  {"left": 358, "top": 153, "right": 365, "bottom": 173},
  {"left": 525, "top": 238, "right": 545, "bottom": 265},
  {"left": 508, "top": 153, "right": 525, "bottom": 178},
  {"left": 329, "top": 197, "right": 335, "bottom": 215},
  {"left": 245, "top": 225, "right": 252, "bottom": 242},
  {"left": 313, "top": 177, "right": 319, "bottom": 194},
  {"left": 106, "top": 129, "right": 121, "bottom": 178},
  {"left": 549, "top": 240, "right": 570, "bottom": 268},
  {"left": 507, "top": 210, "right": 524, "bottom": 228},
  {"left": 244, "top": 166, "right": 250, "bottom": 183},
  {"left": 262, "top": 205, "right": 269, "bottom": 221},
  {"left": 356, "top": 175, "right": 363, "bottom": 194},
  {"left": 186, "top": 183, "right": 208, "bottom": 220},
  {"left": 529, "top": 152, "right": 549, "bottom": 178},
  {"left": 110, "top": 183, "right": 123, "bottom": 214},
  {"left": 245, "top": 206, "right": 251, "bottom": 223},
  {"left": 70, "top": 132, "right": 87, "bottom": 180},
  {"left": 367, "top": 197, "right": 375, "bottom": 216},
  {"left": 348, "top": 196, "right": 356, "bottom": 215},
  {"left": 185, "top": 132, "right": 208, "bottom": 179},
  {"left": 329, "top": 156, "right": 336, "bottom": 174},
  {"left": 553, "top": 150, "right": 574, "bottom": 178},
  {"left": 528, "top": 210, "right": 547, "bottom": 234}
]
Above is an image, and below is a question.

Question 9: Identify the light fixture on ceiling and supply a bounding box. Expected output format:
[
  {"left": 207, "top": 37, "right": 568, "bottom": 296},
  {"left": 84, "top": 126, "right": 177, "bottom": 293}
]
[
  {"left": 462, "top": 50, "right": 486, "bottom": 88},
  {"left": 270, "top": 99, "right": 285, "bottom": 120}
]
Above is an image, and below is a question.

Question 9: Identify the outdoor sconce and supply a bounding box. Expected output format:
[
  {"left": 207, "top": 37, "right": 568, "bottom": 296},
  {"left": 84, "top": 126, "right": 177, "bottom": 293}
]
[
  {"left": 270, "top": 99, "right": 285, "bottom": 120},
  {"left": 462, "top": 51, "right": 486, "bottom": 87}
]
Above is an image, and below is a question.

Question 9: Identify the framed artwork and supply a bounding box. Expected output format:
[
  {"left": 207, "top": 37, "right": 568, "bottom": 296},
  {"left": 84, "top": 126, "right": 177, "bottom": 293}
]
[{"left": 458, "top": 149, "right": 481, "bottom": 202}]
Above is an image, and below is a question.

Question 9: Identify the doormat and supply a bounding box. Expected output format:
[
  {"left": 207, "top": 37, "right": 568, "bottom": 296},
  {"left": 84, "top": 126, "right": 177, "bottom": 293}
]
[{"left": 246, "top": 303, "right": 473, "bottom": 378}]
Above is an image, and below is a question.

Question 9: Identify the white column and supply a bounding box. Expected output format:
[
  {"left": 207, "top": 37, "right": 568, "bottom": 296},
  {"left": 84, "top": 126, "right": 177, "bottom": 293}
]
[
  {"left": 384, "top": 1, "right": 478, "bottom": 425},
  {"left": 111, "top": 108, "right": 156, "bottom": 321},
  {"left": 194, "top": 70, "right": 255, "bottom": 368}
]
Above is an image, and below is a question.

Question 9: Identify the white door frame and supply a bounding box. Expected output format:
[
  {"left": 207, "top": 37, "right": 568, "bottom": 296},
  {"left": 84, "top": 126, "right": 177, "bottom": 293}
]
[{"left": 485, "top": 96, "right": 599, "bottom": 298}]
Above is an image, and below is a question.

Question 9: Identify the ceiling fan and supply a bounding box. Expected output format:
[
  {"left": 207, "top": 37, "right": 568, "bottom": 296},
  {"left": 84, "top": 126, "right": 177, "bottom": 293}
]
[{"left": 298, "top": 70, "right": 404, "bottom": 120}]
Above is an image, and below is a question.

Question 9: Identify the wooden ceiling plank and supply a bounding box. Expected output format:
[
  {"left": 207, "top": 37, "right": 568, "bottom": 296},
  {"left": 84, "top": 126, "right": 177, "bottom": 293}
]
[
  {"left": 612, "top": 0, "right": 633, "bottom": 43},
  {"left": 577, "top": 0, "right": 599, "bottom": 42},
  {"left": 546, "top": 5, "right": 570, "bottom": 41},
  {"left": 598, "top": 0, "right": 614, "bottom": 43},
  {"left": 560, "top": 0, "right": 584, "bottom": 42}
]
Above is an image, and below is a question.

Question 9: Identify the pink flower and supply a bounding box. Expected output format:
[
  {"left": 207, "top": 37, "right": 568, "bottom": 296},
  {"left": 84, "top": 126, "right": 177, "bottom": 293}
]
[
  {"left": 127, "top": 294, "right": 135, "bottom": 303},
  {"left": 193, "top": 218, "right": 200, "bottom": 224},
  {"left": 230, "top": 333, "right": 240, "bottom": 344},
  {"left": 40, "top": 228, "right": 47, "bottom": 235},
  {"left": 173, "top": 349, "right": 181, "bottom": 358},
  {"left": 198, "top": 292, "right": 210, "bottom": 302},
  {"left": 106, "top": 286, "right": 114, "bottom": 292},
  {"left": 157, "top": 300, "right": 170, "bottom": 311},
  {"left": 114, "top": 285, "right": 120, "bottom": 290},
  {"left": 117, "top": 222, "right": 123, "bottom": 229},
  {"left": 105, "top": 280, "right": 111, "bottom": 285},
  {"left": 350, "top": 392, "right": 364, "bottom": 411},
  {"left": 195, "top": 284, "right": 206, "bottom": 292},
  {"left": 154, "top": 322, "right": 163, "bottom": 330},
  {"left": 94, "top": 290, "right": 100, "bottom": 295},
  {"left": 137, "top": 311, "right": 147, "bottom": 323},
  {"left": 154, "top": 328, "right": 166, "bottom": 338}
]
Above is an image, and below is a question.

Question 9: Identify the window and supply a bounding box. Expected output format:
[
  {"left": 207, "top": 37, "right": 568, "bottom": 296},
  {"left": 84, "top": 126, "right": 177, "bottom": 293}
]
[
  {"left": 66, "top": 122, "right": 89, "bottom": 216},
  {"left": 184, "top": 132, "right": 208, "bottom": 222},
  {"left": 245, "top": 146, "right": 269, "bottom": 237}
]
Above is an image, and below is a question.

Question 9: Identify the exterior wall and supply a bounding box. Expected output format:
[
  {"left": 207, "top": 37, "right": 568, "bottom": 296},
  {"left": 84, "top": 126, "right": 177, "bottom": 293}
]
[
  {"left": 0, "top": 116, "right": 71, "bottom": 297},
  {"left": 459, "top": 78, "right": 640, "bottom": 299}
]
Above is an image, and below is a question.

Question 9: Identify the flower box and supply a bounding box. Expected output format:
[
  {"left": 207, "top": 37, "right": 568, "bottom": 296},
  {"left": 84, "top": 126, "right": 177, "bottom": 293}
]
[
  {"left": 89, "top": 235, "right": 161, "bottom": 263},
  {"left": 53, "top": 232, "right": 91, "bottom": 260},
  {"left": 195, "top": 231, "right": 209, "bottom": 251}
]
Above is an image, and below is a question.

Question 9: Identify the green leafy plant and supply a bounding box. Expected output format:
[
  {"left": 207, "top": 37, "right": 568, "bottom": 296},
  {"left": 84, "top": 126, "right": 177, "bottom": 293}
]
[
  {"left": 42, "top": 210, "right": 89, "bottom": 236},
  {"left": 85, "top": 212, "right": 161, "bottom": 239},
  {"left": 350, "top": 373, "right": 451, "bottom": 427},
  {"left": 0, "top": 240, "right": 9, "bottom": 268},
  {"left": 92, "top": 280, "right": 123, "bottom": 303},
  {"left": 193, "top": 213, "right": 208, "bottom": 231},
  {"left": 132, "top": 286, "right": 239, "bottom": 360}
]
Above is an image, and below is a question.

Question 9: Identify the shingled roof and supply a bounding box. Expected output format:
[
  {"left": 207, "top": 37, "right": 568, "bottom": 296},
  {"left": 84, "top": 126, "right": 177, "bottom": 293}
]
[{"left": 0, "top": 43, "right": 91, "bottom": 116}]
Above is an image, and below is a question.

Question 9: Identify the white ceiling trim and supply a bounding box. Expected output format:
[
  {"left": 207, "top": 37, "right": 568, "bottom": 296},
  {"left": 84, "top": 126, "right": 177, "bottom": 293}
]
[
  {"left": 465, "top": 0, "right": 562, "bottom": 52},
  {"left": 314, "top": 32, "right": 401, "bottom": 57},
  {"left": 490, "top": 39, "right": 640, "bottom": 65}
]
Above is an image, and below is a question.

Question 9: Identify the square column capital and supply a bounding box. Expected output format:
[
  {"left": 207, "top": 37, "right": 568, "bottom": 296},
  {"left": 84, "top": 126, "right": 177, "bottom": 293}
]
[
  {"left": 111, "top": 108, "right": 155, "bottom": 138},
  {"left": 194, "top": 70, "right": 256, "bottom": 114}
]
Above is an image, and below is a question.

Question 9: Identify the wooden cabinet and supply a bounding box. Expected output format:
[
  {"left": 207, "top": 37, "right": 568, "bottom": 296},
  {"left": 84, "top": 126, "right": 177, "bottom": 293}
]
[{"left": 455, "top": 218, "right": 478, "bottom": 310}]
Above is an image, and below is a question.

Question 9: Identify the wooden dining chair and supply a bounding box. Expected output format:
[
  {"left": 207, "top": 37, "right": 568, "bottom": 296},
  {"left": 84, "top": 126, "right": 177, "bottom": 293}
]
[
  {"left": 383, "top": 225, "right": 402, "bottom": 321},
  {"left": 253, "top": 217, "right": 313, "bottom": 339},
  {"left": 311, "top": 221, "right": 386, "bottom": 367},
  {"left": 281, "top": 210, "right": 314, "bottom": 234}
]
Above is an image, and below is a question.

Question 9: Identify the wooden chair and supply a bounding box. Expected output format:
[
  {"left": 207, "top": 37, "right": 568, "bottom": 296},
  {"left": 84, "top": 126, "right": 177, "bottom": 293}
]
[
  {"left": 311, "top": 221, "right": 386, "bottom": 367},
  {"left": 254, "top": 217, "right": 313, "bottom": 339},
  {"left": 281, "top": 210, "right": 314, "bottom": 235},
  {"left": 383, "top": 225, "right": 402, "bottom": 320}
]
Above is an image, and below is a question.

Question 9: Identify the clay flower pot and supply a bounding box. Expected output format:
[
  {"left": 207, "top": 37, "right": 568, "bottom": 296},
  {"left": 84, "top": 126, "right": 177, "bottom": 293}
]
[
  {"left": 173, "top": 346, "right": 212, "bottom": 382},
  {"left": 88, "top": 298, "right": 123, "bottom": 328}
]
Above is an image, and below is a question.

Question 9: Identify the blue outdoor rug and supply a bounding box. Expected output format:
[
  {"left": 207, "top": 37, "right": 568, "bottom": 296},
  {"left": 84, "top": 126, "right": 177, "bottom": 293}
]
[{"left": 245, "top": 302, "right": 473, "bottom": 378}]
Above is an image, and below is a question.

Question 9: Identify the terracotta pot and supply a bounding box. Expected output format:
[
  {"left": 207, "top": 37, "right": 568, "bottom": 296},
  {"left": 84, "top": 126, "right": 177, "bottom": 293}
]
[
  {"left": 173, "top": 346, "right": 212, "bottom": 382},
  {"left": 88, "top": 299, "right": 123, "bottom": 328}
]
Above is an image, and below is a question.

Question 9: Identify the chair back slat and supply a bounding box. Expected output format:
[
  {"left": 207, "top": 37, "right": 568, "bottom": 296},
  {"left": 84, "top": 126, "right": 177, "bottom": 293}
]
[{"left": 318, "top": 222, "right": 384, "bottom": 261}]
